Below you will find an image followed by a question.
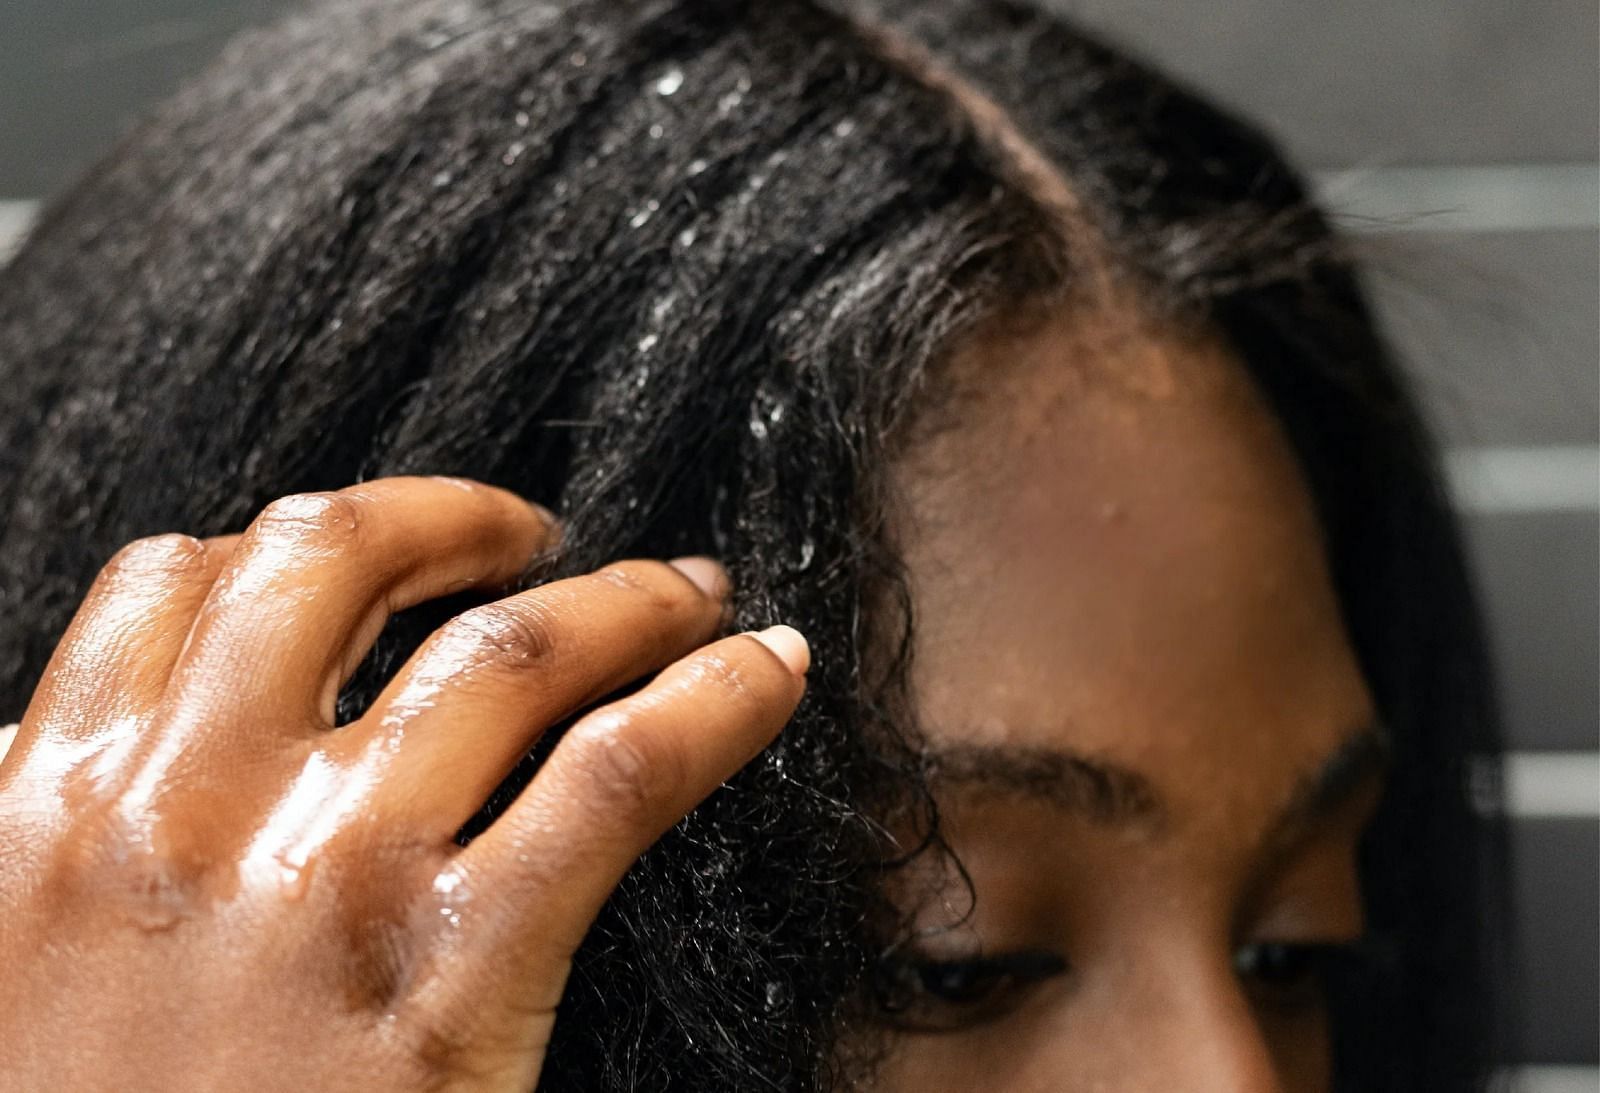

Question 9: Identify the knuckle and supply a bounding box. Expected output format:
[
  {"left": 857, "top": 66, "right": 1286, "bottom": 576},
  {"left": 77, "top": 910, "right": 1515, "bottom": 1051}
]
[
  {"left": 107, "top": 849, "right": 199, "bottom": 921},
  {"left": 685, "top": 650, "right": 765, "bottom": 713},
  {"left": 249, "top": 491, "right": 364, "bottom": 551},
  {"left": 568, "top": 711, "right": 685, "bottom": 824},
  {"left": 393, "top": 1009, "right": 530, "bottom": 1089},
  {"left": 100, "top": 533, "right": 208, "bottom": 584},
  {"left": 595, "top": 560, "right": 704, "bottom": 616},
  {"left": 439, "top": 601, "right": 558, "bottom": 671},
  {"left": 57, "top": 807, "right": 207, "bottom": 925},
  {"left": 335, "top": 915, "right": 418, "bottom": 1011},
  {"left": 397, "top": 1011, "right": 477, "bottom": 1078}
]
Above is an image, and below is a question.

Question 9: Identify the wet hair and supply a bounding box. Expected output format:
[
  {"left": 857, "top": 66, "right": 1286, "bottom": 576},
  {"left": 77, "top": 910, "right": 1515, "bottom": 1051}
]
[{"left": 0, "top": 0, "right": 1503, "bottom": 1089}]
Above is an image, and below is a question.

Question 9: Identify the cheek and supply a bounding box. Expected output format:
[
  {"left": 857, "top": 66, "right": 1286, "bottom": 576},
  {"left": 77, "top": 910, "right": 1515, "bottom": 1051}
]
[{"left": 1257, "top": 1005, "right": 1333, "bottom": 1093}]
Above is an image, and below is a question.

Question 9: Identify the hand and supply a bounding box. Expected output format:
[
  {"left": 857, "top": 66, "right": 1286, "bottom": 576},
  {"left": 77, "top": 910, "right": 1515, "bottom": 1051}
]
[{"left": 0, "top": 476, "right": 808, "bottom": 1091}]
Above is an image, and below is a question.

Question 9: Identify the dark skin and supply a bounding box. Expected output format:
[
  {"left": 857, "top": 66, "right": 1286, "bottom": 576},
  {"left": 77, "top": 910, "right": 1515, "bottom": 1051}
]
[
  {"left": 0, "top": 476, "right": 808, "bottom": 1090},
  {"left": 871, "top": 308, "right": 1383, "bottom": 1091},
  {"left": 0, "top": 304, "right": 1380, "bottom": 1090}
]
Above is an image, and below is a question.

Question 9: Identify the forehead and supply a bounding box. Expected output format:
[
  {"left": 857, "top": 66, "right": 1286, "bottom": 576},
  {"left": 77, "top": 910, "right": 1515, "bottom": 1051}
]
[{"left": 889, "top": 305, "right": 1373, "bottom": 834}]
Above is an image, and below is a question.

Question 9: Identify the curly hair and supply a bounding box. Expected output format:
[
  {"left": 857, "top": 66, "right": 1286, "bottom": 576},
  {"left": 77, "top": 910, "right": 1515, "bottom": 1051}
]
[{"left": 0, "top": 1, "right": 1503, "bottom": 1089}]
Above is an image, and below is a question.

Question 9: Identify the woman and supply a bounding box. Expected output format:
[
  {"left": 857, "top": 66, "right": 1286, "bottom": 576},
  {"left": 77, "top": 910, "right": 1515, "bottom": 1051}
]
[{"left": 0, "top": 0, "right": 1502, "bottom": 1089}]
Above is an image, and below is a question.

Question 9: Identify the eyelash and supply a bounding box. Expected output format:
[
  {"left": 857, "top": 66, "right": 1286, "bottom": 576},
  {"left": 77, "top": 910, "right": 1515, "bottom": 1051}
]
[
  {"left": 873, "top": 938, "right": 1371, "bottom": 1031},
  {"left": 871, "top": 949, "right": 1068, "bottom": 1031},
  {"left": 1233, "top": 939, "right": 1369, "bottom": 1012}
]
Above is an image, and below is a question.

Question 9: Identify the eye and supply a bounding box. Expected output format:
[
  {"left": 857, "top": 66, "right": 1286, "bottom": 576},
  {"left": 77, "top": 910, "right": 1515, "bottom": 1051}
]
[
  {"left": 1233, "top": 940, "right": 1360, "bottom": 1011},
  {"left": 872, "top": 949, "right": 1068, "bottom": 1032}
]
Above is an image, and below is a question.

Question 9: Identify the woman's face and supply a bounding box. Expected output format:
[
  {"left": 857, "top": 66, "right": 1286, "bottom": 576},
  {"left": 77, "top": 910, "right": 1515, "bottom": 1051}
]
[{"left": 871, "top": 308, "right": 1383, "bottom": 1092}]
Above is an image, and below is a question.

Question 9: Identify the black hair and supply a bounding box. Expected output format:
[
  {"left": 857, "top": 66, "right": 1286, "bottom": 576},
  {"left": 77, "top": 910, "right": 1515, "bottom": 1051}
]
[{"left": 0, "top": 1, "right": 1503, "bottom": 1089}]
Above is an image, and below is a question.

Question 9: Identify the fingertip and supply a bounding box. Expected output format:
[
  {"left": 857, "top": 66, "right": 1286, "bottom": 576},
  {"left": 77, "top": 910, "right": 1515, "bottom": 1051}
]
[
  {"left": 425, "top": 475, "right": 562, "bottom": 535},
  {"left": 667, "top": 556, "right": 730, "bottom": 601},
  {"left": 748, "top": 625, "right": 809, "bottom": 678}
]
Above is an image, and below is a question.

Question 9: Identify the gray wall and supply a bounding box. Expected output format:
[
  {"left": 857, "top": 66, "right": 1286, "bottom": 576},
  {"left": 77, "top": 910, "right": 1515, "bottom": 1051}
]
[{"left": 1, "top": 1, "right": 1595, "bottom": 1086}]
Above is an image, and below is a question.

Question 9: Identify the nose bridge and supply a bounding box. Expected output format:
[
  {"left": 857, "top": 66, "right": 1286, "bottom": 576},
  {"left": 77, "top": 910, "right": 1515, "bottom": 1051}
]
[
  {"left": 1178, "top": 990, "right": 1285, "bottom": 1093},
  {"left": 1133, "top": 955, "right": 1284, "bottom": 1093},
  {"left": 1048, "top": 949, "right": 1285, "bottom": 1093}
]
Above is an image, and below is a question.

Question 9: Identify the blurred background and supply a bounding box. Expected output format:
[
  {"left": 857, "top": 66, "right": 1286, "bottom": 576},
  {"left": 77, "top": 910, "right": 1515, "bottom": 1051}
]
[{"left": 0, "top": 1, "right": 1594, "bottom": 1088}]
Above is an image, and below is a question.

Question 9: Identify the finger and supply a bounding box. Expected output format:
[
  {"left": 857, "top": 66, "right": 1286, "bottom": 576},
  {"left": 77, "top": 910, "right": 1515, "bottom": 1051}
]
[
  {"left": 23, "top": 533, "right": 240, "bottom": 732},
  {"left": 339, "top": 557, "right": 730, "bottom": 842},
  {"left": 413, "top": 626, "right": 808, "bottom": 1032},
  {"left": 169, "top": 477, "right": 556, "bottom": 730}
]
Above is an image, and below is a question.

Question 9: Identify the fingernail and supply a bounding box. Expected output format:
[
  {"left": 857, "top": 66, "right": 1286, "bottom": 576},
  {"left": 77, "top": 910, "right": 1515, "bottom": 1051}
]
[
  {"left": 669, "top": 555, "right": 730, "bottom": 600},
  {"left": 524, "top": 498, "right": 562, "bottom": 530},
  {"left": 750, "top": 625, "right": 810, "bottom": 677}
]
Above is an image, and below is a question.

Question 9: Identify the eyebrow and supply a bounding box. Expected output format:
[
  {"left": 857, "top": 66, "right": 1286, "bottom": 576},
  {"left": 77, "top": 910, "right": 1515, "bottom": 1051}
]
[
  {"left": 920, "top": 723, "right": 1390, "bottom": 839},
  {"left": 1265, "top": 723, "right": 1392, "bottom": 847},
  {"left": 922, "top": 742, "right": 1164, "bottom": 828}
]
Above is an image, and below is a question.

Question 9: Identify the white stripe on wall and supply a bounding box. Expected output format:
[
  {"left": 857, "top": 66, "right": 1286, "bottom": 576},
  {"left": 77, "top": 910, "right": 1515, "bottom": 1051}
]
[
  {"left": 0, "top": 199, "right": 37, "bottom": 264},
  {"left": 1317, "top": 163, "right": 1600, "bottom": 234},
  {"left": 1496, "top": 1066, "right": 1600, "bottom": 1093},
  {"left": 1447, "top": 445, "right": 1600, "bottom": 514},
  {"left": 1503, "top": 753, "right": 1600, "bottom": 820}
]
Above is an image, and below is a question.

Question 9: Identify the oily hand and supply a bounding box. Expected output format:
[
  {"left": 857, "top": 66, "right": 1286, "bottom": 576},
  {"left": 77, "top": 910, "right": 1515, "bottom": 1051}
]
[{"left": 0, "top": 476, "right": 807, "bottom": 1091}]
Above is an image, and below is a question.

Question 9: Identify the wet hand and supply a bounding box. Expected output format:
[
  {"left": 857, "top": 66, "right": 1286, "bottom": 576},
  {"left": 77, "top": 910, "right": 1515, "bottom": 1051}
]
[{"left": 0, "top": 476, "right": 807, "bottom": 1091}]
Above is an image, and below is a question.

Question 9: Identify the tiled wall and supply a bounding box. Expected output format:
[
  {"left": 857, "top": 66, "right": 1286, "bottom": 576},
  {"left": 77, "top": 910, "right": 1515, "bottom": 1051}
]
[{"left": 1, "top": 1, "right": 1595, "bottom": 1085}]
